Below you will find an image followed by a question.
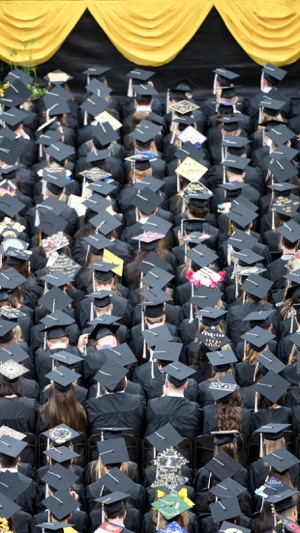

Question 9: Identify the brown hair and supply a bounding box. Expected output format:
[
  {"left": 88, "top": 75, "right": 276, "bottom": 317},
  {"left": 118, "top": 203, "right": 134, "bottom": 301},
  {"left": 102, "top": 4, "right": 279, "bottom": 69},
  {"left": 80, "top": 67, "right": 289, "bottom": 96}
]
[
  {"left": 0, "top": 377, "right": 23, "bottom": 397},
  {"left": 38, "top": 384, "right": 87, "bottom": 433},
  {"left": 216, "top": 391, "right": 243, "bottom": 434}
]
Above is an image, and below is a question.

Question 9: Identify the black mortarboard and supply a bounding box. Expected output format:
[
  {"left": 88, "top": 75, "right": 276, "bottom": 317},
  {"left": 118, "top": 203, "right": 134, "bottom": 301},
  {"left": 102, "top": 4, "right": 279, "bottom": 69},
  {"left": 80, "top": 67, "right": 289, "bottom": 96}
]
[
  {"left": 42, "top": 489, "right": 78, "bottom": 520},
  {"left": 39, "top": 196, "right": 69, "bottom": 217},
  {"left": 83, "top": 193, "right": 111, "bottom": 213},
  {"left": 0, "top": 343, "right": 29, "bottom": 364},
  {"left": 41, "top": 310, "right": 74, "bottom": 339},
  {"left": 39, "top": 287, "right": 72, "bottom": 312},
  {"left": 147, "top": 424, "right": 183, "bottom": 454},
  {"left": 196, "top": 307, "right": 227, "bottom": 327},
  {"left": 262, "top": 63, "right": 287, "bottom": 83},
  {"left": 41, "top": 463, "right": 79, "bottom": 491},
  {"left": 0, "top": 470, "right": 30, "bottom": 500},
  {"left": 254, "top": 423, "right": 291, "bottom": 440},
  {"left": 140, "top": 252, "right": 173, "bottom": 274},
  {"left": 153, "top": 342, "right": 182, "bottom": 364},
  {"left": 85, "top": 78, "right": 112, "bottom": 98},
  {"left": 127, "top": 68, "right": 154, "bottom": 81},
  {"left": 43, "top": 99, "right": 70, "bottom": 117},
  {"left": 43, "top": 446, "right": 80, "bottom": 464},
  {"left": 277, "top": 220, "right": 300, "bottom": 244},
  {"left": 95, "top": 360, "right": 127, "bottom": 391},
  {"left": 43, "top": 424, "right": 79, "bottom": 445},
  {"left": 2, "top": 107, "right": 27, "bottom": 127},
  {"left": 210, "top": 498, "right": 241, "bottom": 524},
  {"left": 209, "top": 478, "right": 246, "bottom": 500},
  {"left": 43, "top": 173, "right": 71, "bottom": 195},
  {"left": 228, "top": 230, "right": 258, "bottom": 251},
  {"left": 0, "top": 321, "right": 16, "bottom": 344},
  {"left": 243, "top": 310, "right": 274, "bottom": 323},
  {"left": 221, "top": 135, "right": 249, "bottom": 149},
  {"left": 96, "top": 491, "right": 129, "bottom": 514},
  {"left": 213, "top": 68, "right": 240, "bottom": 86},
  {"left": 0, "top": 139, "right": 23, "bottom": 165},
  {"left": 222, "top": 156, "right": 250, "bottom": 174},
  {"left": 187, "top": 243, "right": 218, "bottom": 268},
  {"left": 163, "top": 361, "right": 196, "bottom": 386},
  {"left": 263, "top": 448, "right": 299, "bottom": 473},
  {"left": 92, "top": 122, "right": 119, "bottom": 147},
  {"left": 266, "top": 124, "right": 295, "bottom": 145},
  {"left": 83, "top": 66, "right": 111, "bottom": 77},
  {"left": 100, "top": 344, "right": 137, "bottom": 367},
  {"left": 0, "top": 434, "right": 27, "bottom": 458},
  {"left": 88, "top": 316, "right": 120, "bottom": 341},
  {"left": 133, "top": 84, "right": 158, "bottom": 97},
  {"left": 41, "top": 271, "right": 74, "bottom": 288},
  {"left": 97, "top": 437, "right": 129, "bottom": 465},
  {"left": 90, "top": 211, "right": 122, "bottom": 235},
  {"left": 206, "top": 348, "right": 237, "bottom": 368},
  {"left": 226, "top": 204, "right": 258, "bottom": 228},
  {"left": 0, "top": 268, "right": 25, "bottom": 290},
  {"left": 80, "top": 95, "right": 108, "bottom": 117},
  {"left": 142, "top": 325, "right": 173, "bottom": 347},
  {"left": 86, "top": 290, "right": 112, "bottom": 308},
  {"left": 270, "top": 146, "right": 299, "bottom": 162},
  {"left": 45, "top": 142, "right": 75, "bottom": 163},
  {"left": 0, "top": 492, "right": 20, "bottom": 519},
  {"left": 232, "top": 249, "right": 264, "bottom": 266},
  {"left": 241, "top": 275, "right": 273, "bottom": 299},
  {"left": 190, "top": 285, "right": 222, "bottom": 308},
  {"left": 86, "top": 148, "right": 110, "bottom": 164},
  {"left": 45, "top": 366, "right": 81, "bottom": 390},
  {"left": 89, "top": 261, "right": 117, "bottom": 280},
  {"left": 205, "top": 451, "right": 243, "bottom": 481},
  {"left": 132, "top": 186, "right": 162, "bottom": 215},
  {"left": 241, "top": 325, "right": 275, "bottom": 349},
  {"left": 36, "top": 523, "right": 75, "bottom": 532},
  {"left": 142, "top": 267, "right": 174, "bottom": 290},
  {"left": 259, "top": 97, "right": 285, "bottom": 116},
  {"left": 87, "top": 180, "right": 117, "bottom": 198},
  {"left": 36, "top": 131, "right": 62, "bottom": 146},
  {"left": 37, "top": 211, "right": 68, "bottom": 236},
  {"left": 5, "top": 68, "right": 32, "bottom": 86},
  {"left": 142, "top": 215, "right": 172, "bottom": 235},
  {"left": 208, "top": 374, "right": 240, "bottom": 401},
  {"left": 131, "top": 120, "right": 161, "bottom": 146},
  {"left": 45, "top": 85, "right": 73, "bottom": 101},
  {"left": 100, "top": 466, "right": 136, "bottom": 493},
  {"left": 49, "top": 351, "right": 82, "bottom": 368},
  {"left": 256, "top": 370, "right": 290, "bottom": 403},
  {"left": 268, "top": 158, "right": 297, "bottom": 183},
  {"left": 84, "top": 234, "right": 113, "bottom": 253}
]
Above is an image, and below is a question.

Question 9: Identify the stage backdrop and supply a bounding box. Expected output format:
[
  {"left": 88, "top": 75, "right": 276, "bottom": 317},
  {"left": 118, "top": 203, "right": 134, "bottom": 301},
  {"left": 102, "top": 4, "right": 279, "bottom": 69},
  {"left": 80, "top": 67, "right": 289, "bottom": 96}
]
[{"left": 0, "top": 6, "right": 299, "bottom": 98}]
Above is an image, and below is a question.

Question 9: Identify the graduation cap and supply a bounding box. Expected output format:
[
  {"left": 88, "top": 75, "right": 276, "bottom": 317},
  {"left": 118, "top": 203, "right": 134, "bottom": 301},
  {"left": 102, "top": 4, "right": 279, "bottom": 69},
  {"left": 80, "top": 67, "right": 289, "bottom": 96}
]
[
  {"left": 2, "top": 107, "right": 28, "bottom": 128},
  {"left": 0, "top": 359, "right": 28, "bottom": 382},
  {"left": 83, "top": 193, "right": 111, "bottom": 213},
  {"left": 92, "top": 122, "right": 119, "bottom": 147},
  {"left": 97, "top": 437, "right": 129, "bottom": 465},
  {"left": 43, "top": 424, "right": 80, "bottom": 445},
  {"left": 225, "top": 204, "right": 258, "bottom": 229},
  {"left": 127, "top": 68, "right": 154, "bottom": 81},
  {"left": 5, "top": 67, "right": 32, "bottom": 86},
  {"left": 147, "top": 423, "right": 183, "bottom": 453},
  {"left": 36, "top": 523, "right": 75, "bottom": 532},
  {"left": 142, "top": 215, "right": 172, "bottom": 235},
  {"left": 232, "top": 249, "right": 264, "bottom": 266},
  {"left": 49, "top": 351, "right": 82, "bottom": 368},
  {"left": 0, "top": 434, "right": 27, "bottom": 458},
  {"left": 41, "top": 271, "right": 74, "bottom": 288},
  {"left": 100, "top": 466, "right": 136, "bottom": 493},
  {"left": 152, "top": 342, "right": 182, "bottom": 364},
  {"left": 256, "top": 370, "right": 290, "bottom": 403},
  {"left": 222, "top": 156, "right": 250, "bottom": 174},
  {"left": 100, "top": 344, "right": 137, "bottom": 367},
  {"left": 0, "top": 139, "right": 23, "bottom": 166},
  {"left": 213, "top": 68, "right": 240, "bottom": 86},
  {"left": 86, "top": 290, "right": 112, "bottom": 308},
  {"left": 87, "top": 179, "right": 117, "bottom": 196},
  {"left": 42, "top": 489, "right": 78, "bottom": 520},
  {"left": 83, "top": 235, "right": 113, "bottom": 254},
  {"left": 43, "top": 98, "right": 71, "bottom": 117},
  {"left": 254, "top": 423, "right": 291, "bottom": 441},
  {"left": 208, "top": 374, "right": 239, "bottom": 401},
  {"left": 142, "top": 267, "right": 174, "bottom": 290},
  {"left": 0, "top": 469, "right": 31, "bottom": 501},
  {"left": 131, "top": 121, "right": 161, "bottom": 146},
  {"left": 220, "top": 116, "right": 245, "bottom": 132},
  {"left": 263, "top": 447, "right": 299, "bottom": 473},
  {"left": 45, "top": 365, "right": 81, "bottom": 391},
  {"left": 140, "top": 252, "right": 173, "bottom": 274},
  {"left": 94, "top": 361, "right": 127, "bottom": 392},
  {"left": 142, "top": 325, "right": 173, "bottom": 347},
  {"left": 196, "top": 307, "right": 227, "bottom": 327},
  {"left": 0, "top": 343, "right": 29, "bottom": 364},
  {"left": 176, "top": 157, "right": 208, "bottom": 182},
  {"left": 43, "top": 173, "right": 71, "bottom": 195},
  {"left": 89, "top": 261, "right": 117, "bottom": 281},
  {"left": 259, "top": 97, "right": 285, "bottom": 116},
  {"left": 241, "top": 275, "right": 273, "bottom": 299},
  {"left": 45, "top": 85, "right": 73, "bottom": 101},
  {"left": 96, "top": 491, "right": 129, "bottom": 514},
  {"left": 44, "top": 70, "right": 73, "bottom": 85},
  {"left": 205, "top": 451, "right": 243, "bottom": 481},
  {"left": 36, "top": 130, "right": 62, "bottom": 147},
  {"left": 268, "top": 158, "right": 297, "bottom": 183},
  {"left": 270, "top": 146, "right": 299, "bottom": 163},
  {"left": 262, "top": 63, "right": 287, "bottom": 83},
  {"left": 163, "top": 361, "right": 196, "bottom": 386},
  {"left": 0, "top": 320, "right": 15, "bottom": 346},
  {"left": 41, "top": 463, "right": 79, "bottom": 491},
  {"left": 41, "top": 310, "right": 75, "bottom": 339},
  {"left": 243, "top": 309, "right": 274, "bottom": 323},
  {"left": 187, "top": 243, "right": 218, "bottom": 268},
  {"left": 89, "top": 315, "right": 120, "bottom": 340},
  {"left": 85, "top": 78, "right": 112, "bottom": 98},
  {"left": 43, "top": 445, "right": 80, "bottom": 465},
  {"left": 89, "top": 211, "right": 122, "bottom": 235},
  {"left": 241, "top": 325, "right": 275, "bottom": 349},
  {"left": 277, "top": 220, "right": 300, "bottom": 244},
  {"left": 152, "top": 493, "right": 194, "bottom": 520},
  {"left": 197, "top": 328, "right": 230, "bottom": 350},
  {"left": 83, "top": 66, "right": 111, "bottom": 78},
  {"left": 190, "top": 285, "right": 223, "bottom": 308},
  {"left": 45, "top": 142, "right": 75, "bottom": 163},
  {"left": 210, "top": 498, "right": 241, "bottom": 524},
  {"left": 228, "top": 230, "right": 258, "bottom": 251},
  {"left": 39, "top": 286, "right": 72, "bottom": 312},
  {"left": 133, "top": 84, "right": 158, "bottom": 97},
  {"left": 206, "top": 348, "right": 237, "bottom": 368},
  {"left": 0, "top": 268, "right": 25, "bottom": 290},
  {"left": 266, "top": 124, "right": 295, "bottom": 145},
  {"left": 0, "top": 492, "right": 21, "bottom": 519},
  {"left": 86, "top": 148, "right": 111, "bottom": 164},
  {"left": 36, "top": 211, "right": 68, "bottom": 237},
  {"left": 219, "top": 522, "right": 251, "bottom": 533},
  {"left": 81, "top": 95, "right": 109, "bottom": 118},
  {"left": 272, "top": 197, "right": 299, "bottom": 218}
]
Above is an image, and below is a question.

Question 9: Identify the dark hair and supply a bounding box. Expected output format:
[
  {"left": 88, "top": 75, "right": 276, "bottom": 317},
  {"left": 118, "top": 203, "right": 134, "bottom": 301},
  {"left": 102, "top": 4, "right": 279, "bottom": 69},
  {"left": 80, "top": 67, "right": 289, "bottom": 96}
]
[
  {"left": 38, "top": 384, "right": 87, "bottom": 433},
  {"left": 0, "top": 378, "right": 23, "bottom": 397}
]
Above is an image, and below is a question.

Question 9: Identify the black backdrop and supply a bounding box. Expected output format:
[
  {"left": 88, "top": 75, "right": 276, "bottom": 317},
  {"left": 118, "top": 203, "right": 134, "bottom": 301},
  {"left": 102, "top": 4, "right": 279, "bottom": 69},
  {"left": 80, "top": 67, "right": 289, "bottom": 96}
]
[{"left": 1, "top": 8, "right": 300, "bottom": 100}]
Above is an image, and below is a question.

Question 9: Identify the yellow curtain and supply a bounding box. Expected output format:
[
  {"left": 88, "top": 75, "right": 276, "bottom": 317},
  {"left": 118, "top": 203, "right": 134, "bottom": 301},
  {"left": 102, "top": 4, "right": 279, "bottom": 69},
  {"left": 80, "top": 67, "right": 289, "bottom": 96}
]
[
  {"left": 0, "top": 1, "right": 85, "bottom": 65},
  {"left": 0, "top": 0, "right": 299, "bottom": 68},
  {"left": 214, "top": 0, "right": 300, "bottom": 66},
  {"left": 86, "top": 0, "right": 213, "bottom": 66}
]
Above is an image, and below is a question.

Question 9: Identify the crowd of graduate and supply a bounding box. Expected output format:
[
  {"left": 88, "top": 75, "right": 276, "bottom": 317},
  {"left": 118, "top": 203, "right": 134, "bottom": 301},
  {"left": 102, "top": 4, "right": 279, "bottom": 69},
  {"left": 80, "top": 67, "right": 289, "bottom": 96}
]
[{"left": 0, "top": 62, "right": 299, "bottom": 533}]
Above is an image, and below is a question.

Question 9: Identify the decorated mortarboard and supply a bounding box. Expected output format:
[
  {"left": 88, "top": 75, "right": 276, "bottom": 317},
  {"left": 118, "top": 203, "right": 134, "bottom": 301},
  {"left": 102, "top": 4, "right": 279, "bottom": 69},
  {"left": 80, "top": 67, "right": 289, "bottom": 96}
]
[
  {"left": 272, "top": 196, "right": 299, "bottom": 218},
  {"left": 152, "top": 342, "right": 182, "bottom": 363},
  {"left": 142, "top": 325, "right": 173, "bottom": 347},
  {"left": 241, "top": 274, "right": 273, "bottom": 299},
  {"left": 44, "top": 70, "right": 73, "bottom": 86},
  {"left": 268, "top": 158, "right": 297, "bottom": 183},
  {"left": 0, "top": 434, "right": 27, "bottom": 458},
  {"left": 256, "top": 370, "right": 290, "bottom": 403},
  {"left": 131, "top": 120, "right": 162, "bottom": 145},
  {"left": 197, "top": 328, "right": 230, "bottom": 350},
  {"left": 152, "top": 493, "right": 194, "bottom": 520},
  {"left": 0, "top": 492, "right": 21, "bottom": 519},
  {"left": 206, "top": 348, "right": 237, "bottom": 368},
  {"left": 0, "top": 343, "right": 29, "bottom": 364},
  {"left": 89, "top": 211, "right": 122, "bottom": 235},
  {"left": 41, "top": 463, "right": 78, "bottom": 492},
  {"left": 142, "top": 267, "right": 174, "bottom": 290},
  {"left": 210, "top": 497, "right": 241, "bottom": 524},
  {"left": 208, "top": 374, "right": 239, "bottom": 401},
  {"left": 80, "top": 167, "right": 112, "bottom": 182},
  {"left": 0, "top": 359, "right": 28, "bottom": 382},
  {"left": 43, "top": 445, "right": 80, "bottom": 464},
  {"left": 0, "top": 308, "right": 25, "bottom": 321},
  {"left": 45, "top": 365, "right": 81, "bottom": 390},
  {"left": 43, "top": 424, "right": 80, "bottom": 444},
  {"left": 178, "top": 126, "right": 207, "bottom": 146},
  {"left": 132, "top": 231, "right": 164, "bottom": 247},
  {"left": 263, "top": 447, "right": 299, "bottom": 473},
  {"left": 170, "top": 99, "right": 199, "bottom": 115},
  {"left": 176, "top": 157, "right": 208, "bottom": 182},
  {"left": 205, "top": 451, "right": 243, "bottom": 481},
  {"left": 163, "top": 361, "right": 196, "bottom": 383},
  {"left": 262, "top": 63, "right": 287, "bottom": 82},
  {"left": 94, "top": 361, "right": 127, "bottom": 392},
  {"left": 45, "top": 142, "right": 75, "bottom": 163},
  {"left": 94, "top": 110, "right": 122, "bottom": 130},
  {"left": 97, "top": 437, "right": 129, "bottom": 465},
  {"left": 232, "top": 249, "right": 264, "bottom": 266},
  {"left": 277, "top": 220, "right": 300, "bottom": 244},
  {"left": 42, "top": 489, "right": 78, "bottom": 520},
  {"left": 187, "top": 243, "right": 218, "bottom": 268}
]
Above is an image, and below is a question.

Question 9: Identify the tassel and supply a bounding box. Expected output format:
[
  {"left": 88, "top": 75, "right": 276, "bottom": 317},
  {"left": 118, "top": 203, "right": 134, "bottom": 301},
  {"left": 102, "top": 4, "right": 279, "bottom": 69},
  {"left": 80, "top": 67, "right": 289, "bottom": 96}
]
[
  {"left": 127, "top": 78, "right": 133, "bottom": 97},
  {"left": 166, "top": 88, "right": 170, "bottom": 114}
]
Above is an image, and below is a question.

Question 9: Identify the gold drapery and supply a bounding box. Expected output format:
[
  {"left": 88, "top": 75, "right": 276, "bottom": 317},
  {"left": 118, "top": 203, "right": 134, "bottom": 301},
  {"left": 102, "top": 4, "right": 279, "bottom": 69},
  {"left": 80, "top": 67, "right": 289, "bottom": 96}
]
[{"left": 0, "top": 0, "right": 299, "bottom": 67}]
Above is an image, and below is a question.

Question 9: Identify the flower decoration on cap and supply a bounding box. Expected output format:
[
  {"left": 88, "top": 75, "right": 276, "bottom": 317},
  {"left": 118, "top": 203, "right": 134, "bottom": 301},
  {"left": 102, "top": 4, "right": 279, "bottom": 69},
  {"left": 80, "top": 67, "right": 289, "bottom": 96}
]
[
  {"left": 186, "top": 267, "right": 225, "bottom": 288},
  {"left": 0, "top": 518, "right": 13, "bottom": 533}
]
